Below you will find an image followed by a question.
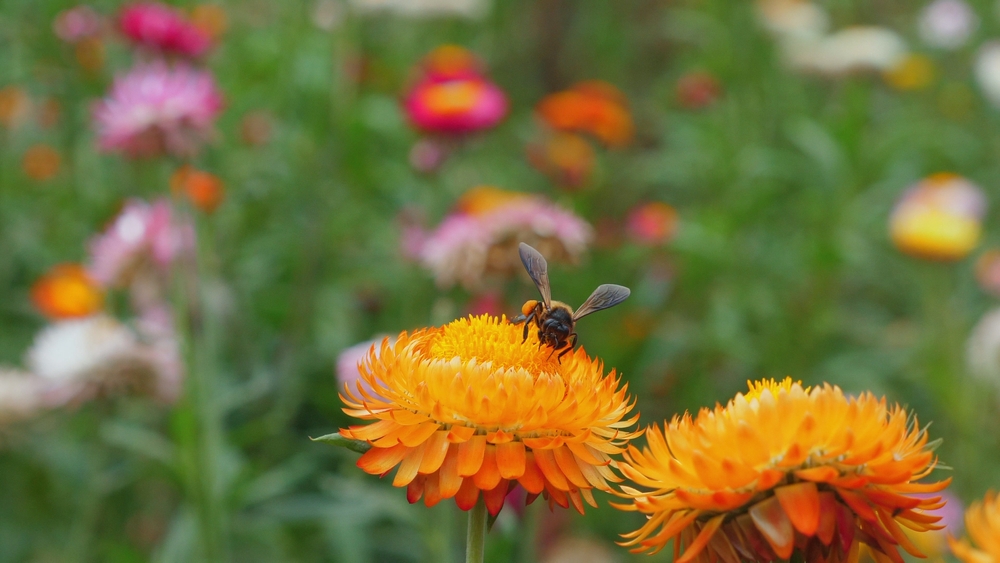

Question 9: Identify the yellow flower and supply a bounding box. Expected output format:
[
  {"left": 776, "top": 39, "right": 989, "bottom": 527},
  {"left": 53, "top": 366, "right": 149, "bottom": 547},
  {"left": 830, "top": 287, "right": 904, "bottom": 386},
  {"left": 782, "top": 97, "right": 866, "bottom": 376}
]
[
  {"left": 949, "top": 491, "right": 1000, "bottom": 563},
  {"left": 884, "top": 54, "right": 935, "bottom": 91},
  {"left": 339, "top": 314, "right": 639, "bottom": 516},
  {"left": 615, "top": 379, "right": 950, "bottom": 562},
  {"left": 890, "top": 173, "right": 986, "bottom": 261}
]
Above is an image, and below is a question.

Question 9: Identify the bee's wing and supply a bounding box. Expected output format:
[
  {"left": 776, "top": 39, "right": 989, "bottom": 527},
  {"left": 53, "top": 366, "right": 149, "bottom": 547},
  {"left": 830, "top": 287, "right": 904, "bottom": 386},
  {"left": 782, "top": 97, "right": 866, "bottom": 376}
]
[
  {"left": 518, "top": 243, "right": 552, "bottom": 308},
  {"left": 573, "top": 284, "right": 630, "bottom": 321}
]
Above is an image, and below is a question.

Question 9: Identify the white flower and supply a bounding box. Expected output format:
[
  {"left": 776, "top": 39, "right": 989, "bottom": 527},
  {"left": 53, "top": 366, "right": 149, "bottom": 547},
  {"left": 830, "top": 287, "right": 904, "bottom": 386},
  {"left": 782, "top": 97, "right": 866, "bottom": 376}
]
[
  {"left": 0, "top": 369, "right": 45, "bottom": 425},
  {"left": 756, "top": 0, "right": 828, "bottom": 41},
  {"left": 784, "top": 27, "right": 908, "bottom": 75},
  {"left": 348, "top": 0, "right": 489, "bottom": 18},
  {"left": 26, "top": 316, "right": 163, "bottom": 402},
  {"left": 919, "top": 0, "right": 978, "bottom": 50},
  {"left": 975, "top": 42, "right": 1000, "bottom": 107},
  {"left": 968, "top": 308, "right": 1000, "bottom": 392}
]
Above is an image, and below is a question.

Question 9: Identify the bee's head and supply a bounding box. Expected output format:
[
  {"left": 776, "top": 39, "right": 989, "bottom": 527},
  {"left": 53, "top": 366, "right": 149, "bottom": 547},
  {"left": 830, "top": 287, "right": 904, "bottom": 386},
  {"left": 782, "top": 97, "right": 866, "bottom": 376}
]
[{"left": 520, "top": 300, "right": 539, "bottom": 316}]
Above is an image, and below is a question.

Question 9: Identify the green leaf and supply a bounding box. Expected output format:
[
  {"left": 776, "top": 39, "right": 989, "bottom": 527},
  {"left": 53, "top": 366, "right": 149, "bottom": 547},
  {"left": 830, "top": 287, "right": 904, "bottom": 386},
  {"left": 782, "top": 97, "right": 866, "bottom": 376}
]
[{"left": 311, "top": 432, "right": 372, "bottom": 454}]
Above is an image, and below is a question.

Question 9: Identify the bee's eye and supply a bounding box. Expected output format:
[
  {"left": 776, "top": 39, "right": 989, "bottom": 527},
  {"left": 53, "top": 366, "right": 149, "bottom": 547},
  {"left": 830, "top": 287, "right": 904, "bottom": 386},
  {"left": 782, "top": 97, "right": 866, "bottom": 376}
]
[{"left": 521, "top": 300, "right": 537, "bottom": 316}]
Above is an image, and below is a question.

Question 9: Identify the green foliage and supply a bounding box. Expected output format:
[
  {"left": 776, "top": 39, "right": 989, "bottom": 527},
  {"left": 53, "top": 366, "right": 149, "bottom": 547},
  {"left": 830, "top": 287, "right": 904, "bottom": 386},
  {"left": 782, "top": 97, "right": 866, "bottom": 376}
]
[{"left": 1, "top": 0, "right": 999, "bottom": 561}]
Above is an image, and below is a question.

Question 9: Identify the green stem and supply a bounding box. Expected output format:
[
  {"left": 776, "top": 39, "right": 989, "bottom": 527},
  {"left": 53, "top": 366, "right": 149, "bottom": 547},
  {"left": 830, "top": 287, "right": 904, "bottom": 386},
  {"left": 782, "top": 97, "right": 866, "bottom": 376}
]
[
  {"left": 465, "top": 499, "right": 488, "bottom": 563},
  {"left": 174, "top": 204, "right": 229, "bottom": 562}
]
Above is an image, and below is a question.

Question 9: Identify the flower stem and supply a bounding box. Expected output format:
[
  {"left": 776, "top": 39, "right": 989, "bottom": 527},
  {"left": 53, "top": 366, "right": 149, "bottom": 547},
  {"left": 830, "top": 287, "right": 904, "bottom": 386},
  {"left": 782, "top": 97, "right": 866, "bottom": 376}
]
[{"left": 465, "top": 499, "right": 488, "bottom": 563}]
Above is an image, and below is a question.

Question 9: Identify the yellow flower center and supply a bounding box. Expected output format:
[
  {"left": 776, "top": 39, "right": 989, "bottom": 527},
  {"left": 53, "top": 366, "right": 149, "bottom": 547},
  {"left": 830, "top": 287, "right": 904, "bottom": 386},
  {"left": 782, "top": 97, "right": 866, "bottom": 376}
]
[
  {"left": 424, "top": 315, "right": 562, "bottom": 377},
  {"left": 423, "top": 80, "right": 486, "bottom": 115},
  {"left": 742, "top": 376, "right": 805, "bottom": 401}
]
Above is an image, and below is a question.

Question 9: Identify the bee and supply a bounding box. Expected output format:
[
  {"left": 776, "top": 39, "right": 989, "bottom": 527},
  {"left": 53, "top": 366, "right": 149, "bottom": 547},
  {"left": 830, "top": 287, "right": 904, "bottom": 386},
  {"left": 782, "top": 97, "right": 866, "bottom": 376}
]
[{"left": 512, "top": 242, "right": 631, "bottom": 359}]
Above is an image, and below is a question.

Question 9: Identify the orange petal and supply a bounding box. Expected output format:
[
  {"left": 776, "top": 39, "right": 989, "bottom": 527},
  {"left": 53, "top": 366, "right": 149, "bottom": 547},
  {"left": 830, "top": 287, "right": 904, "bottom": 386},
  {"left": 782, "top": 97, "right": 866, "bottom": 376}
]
[
  {"left": 483, "top": 481, "right": 509, "bottom": 516},
  {"left": 418, "top": 431, "right": 451, "bottom": 474},
  {"left": 837, "top": 489, "right": 878, "bottom": 523},
  {"left": 446, "top": 425, "right": 476, "bottom": 442},
  {"left": 423, "top": 471, "right": 442, "bottom": 507},
  {"left": 553, "top": 446, "right": 590, "bottom": 489},
  {"left": 816, "top": 492, "right": 839, "bottom": 546},
  {"left": 473, "top": 446, "right": 502, "bottom": 490},
  {"left": 457, "top": 435, "right": 486, "bottom": 477},
  {"left": 795, "top": 466, "right": 839, "bottom": 483},
  {"left": 393, "top": 442, "right": 427, "bottom": 486},
  {"left": 357, "top": 442, "right": 409, "bottom": 475},
  {"left": 774, "top": 482, "right": 820, "bottom": 536},
  {"left": 518, "top": 452, "right": 546, "bottom": 494},
  {"left": 876, "top": 507, "right": 925, "bottom": 558},
  {"left": 756, "top": 468, "right": 785, "bottom": 491},
  {"left": 496, "top": 441, "right": 526, "bottom": 480},
  {"left": 748, "top": 496, "right": 795, "bottom": 559},
  {"left": 439, "top": 444, "right": 463, "bottom": 498},
  {"left": 676, "top": 514, "right": 726, "bottom": 563},
  {"left": 407, "top": 474, "right": 425, "bottom": 504},
  {"left": 863, "top": 488, "right": 921, "bottom": 512},
  {"left": 455, "top": 478, "right": 479, "bottom": 511},
  {"left": 343, "top": 419, "right": 397, "bottom": 441},
  {"left": 533, "top": 448, "right": 570, "bottom": 491},
  {"left": 397, "top": 421, "right": 440, "bottom": 446}
]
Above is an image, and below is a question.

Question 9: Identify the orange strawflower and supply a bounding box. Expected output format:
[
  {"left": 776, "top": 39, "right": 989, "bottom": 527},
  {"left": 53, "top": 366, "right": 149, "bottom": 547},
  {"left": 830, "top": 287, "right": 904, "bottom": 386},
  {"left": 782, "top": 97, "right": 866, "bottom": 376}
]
[
  {"left": 170, "top": 165, "right": 224, "bottom": 213},
  {"left": 616, "top": 378, "right": 950, "bottom": 562},
  {"left": 536, "top": 81, "right": 633, "bottom": 148},
  {"left": 949, "top": 491, "right": 1000, "bottom": 563},
  {"left": 527, "top": 132, "right": 596, "bottom": 190},
  {"left": 339, "top": 314, "right": 639, "bottom": 516},
  {"left": 22, "top": 144, "right": 62, "bottom": 182},
  {"left": 31, "top": 264, "right": 103, "bottom": 319}
]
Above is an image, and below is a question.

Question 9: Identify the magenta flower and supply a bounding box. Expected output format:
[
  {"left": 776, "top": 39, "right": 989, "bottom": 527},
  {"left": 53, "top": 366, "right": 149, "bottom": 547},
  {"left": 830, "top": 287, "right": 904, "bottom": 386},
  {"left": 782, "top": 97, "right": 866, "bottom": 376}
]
[
  {"left": 404, "top": 78, "right": 507, "bottom": 134},
  {"left": 93, "top": 62, "right": 224, "bottom": 158},
  {"left": 87, "top": 198, "right": 193, "bottom": 288},
  {"left": 403, "top": 45, "right": 507, "bottom": 135},
  {"left": 118, "top": 2, "right": 212, "bottom": 58}
]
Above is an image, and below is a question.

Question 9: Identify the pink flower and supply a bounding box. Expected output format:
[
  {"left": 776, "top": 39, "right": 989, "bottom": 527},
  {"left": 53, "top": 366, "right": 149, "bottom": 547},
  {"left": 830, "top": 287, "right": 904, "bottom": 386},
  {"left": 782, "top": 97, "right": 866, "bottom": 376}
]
[
  {"left": 403, "top": 45, "right": 507, "bottom": 135},
  {"left": 404, "top": 77, "right": 507, "bottom": 134},
  {"left": 118, "top": 2, "right": 212, "bottom": 58},
  {"left": 93, "top": 62, "right": 223, "bottom": 158},
  {"left": 88, "top": 198, "right": 193, "bottom": 288},
  {"left": 626, "top": 202, "right": 679, "bottom": 246},
  {"left": 53, "top": 6, "right": 104, "bottom": 43},
  {"left": 135, "top": 303, "right": 183, "bottom": 402},
  {"left": 416, "top": 186, "right": 592, "bottom": 289},
  {"left": 336, "top": 337, "right": 393, "bottom": 401}
]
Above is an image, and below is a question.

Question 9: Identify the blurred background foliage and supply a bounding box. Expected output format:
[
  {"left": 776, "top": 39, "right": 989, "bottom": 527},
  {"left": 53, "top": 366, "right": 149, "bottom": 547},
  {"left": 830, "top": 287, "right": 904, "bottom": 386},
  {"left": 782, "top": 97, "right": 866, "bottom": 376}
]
[{"left": 1, "top": 0, "right": 1000, "bottom": 561}]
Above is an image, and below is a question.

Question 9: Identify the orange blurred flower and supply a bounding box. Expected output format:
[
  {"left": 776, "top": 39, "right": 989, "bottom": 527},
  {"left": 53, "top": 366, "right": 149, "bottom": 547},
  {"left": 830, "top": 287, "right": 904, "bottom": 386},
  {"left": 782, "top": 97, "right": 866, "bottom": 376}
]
[
  {"left": 170, "top": 165, "right": 224, "bottom": 213},
  {"left": 536, "top": 81, "right": 633, "bottom": 148},
  {"left": 890, "top": 173, "right": 986, "bottom": 261},
  {"left": 949, "top": 491, "right": 1000, "bottom": 563},
  {"left": 22, "top": 144, "right": 61, "bottom": 182},
  {"left": 74, "top": 36, "right": 105, "bottom": 73},
  {"left": 340, "top": 314, "right": 639, "bottom": 516},
  {"left": 190, "top": 4, "right": 228, "bottom": 40},
  {"left": 31, "top": 264, "right": 104, "bottom": 320},
  {"left": 616, "top": 378, "right": 950, "bottom": 561},
  {"left": 527, "top": 132, "right": 596, "bottom": 190},
  {"left": 0, "top": 86, "right": 31, "bottom": 129},
  {"left": 626, "top": 202, "right": 679, "bottom": 246}
]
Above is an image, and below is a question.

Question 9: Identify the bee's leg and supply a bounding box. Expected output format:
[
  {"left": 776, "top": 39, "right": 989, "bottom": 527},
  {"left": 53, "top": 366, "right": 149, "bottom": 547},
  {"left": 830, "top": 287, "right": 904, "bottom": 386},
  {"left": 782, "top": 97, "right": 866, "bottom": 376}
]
[
  {"left": 568, "top": 333, "right": 578, "bottom": 350},
  {"left": 521, "top": 313, "right": 534, "bottom": 342}
]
